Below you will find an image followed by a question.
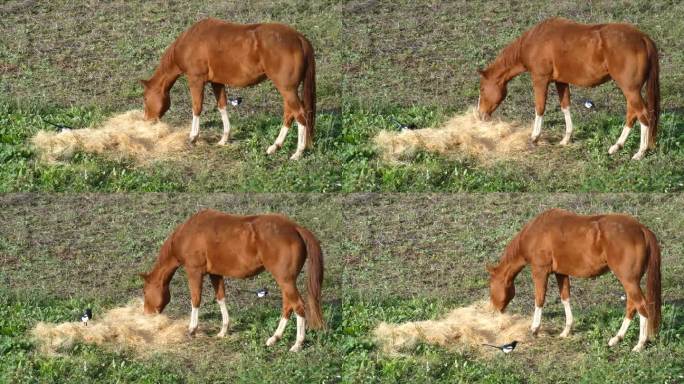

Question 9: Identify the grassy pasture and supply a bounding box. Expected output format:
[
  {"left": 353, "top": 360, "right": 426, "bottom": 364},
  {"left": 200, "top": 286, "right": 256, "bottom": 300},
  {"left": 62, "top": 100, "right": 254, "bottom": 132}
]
[
  {"left": 1, "top": 1, "right": 683, "bottom": 192},
  {"left": 1, "top": 194, "right": 683, "bottom": 383}
]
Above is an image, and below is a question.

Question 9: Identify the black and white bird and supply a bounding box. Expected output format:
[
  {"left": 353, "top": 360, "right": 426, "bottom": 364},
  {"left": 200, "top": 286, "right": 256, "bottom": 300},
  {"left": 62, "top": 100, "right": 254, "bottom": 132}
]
[
  {"left": 44, "top": 119, "right": 73, "bottom": 133},
  {"left": 390, "top": 117, "right": 417, "bottom": 132},
  {"left": 81, "top": 308, "right": 92, "bottom": 326},
  {"left": 229, "top": 96, "right": 243, "bottom": 107},
  {"left": 583, "top": 99, "right": 595, "bottom": 109},
  {"left": 256, "top": 288, "right": 268, "bottom": 298},
  {"left": 482, "top": 340, "right": 518, "bottom": 353}
]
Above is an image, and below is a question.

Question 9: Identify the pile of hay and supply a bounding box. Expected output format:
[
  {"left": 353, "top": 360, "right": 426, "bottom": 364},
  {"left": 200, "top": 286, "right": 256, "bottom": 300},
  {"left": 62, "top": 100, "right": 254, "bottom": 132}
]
[
  {"left": 374, "top": 300, "right": 532, "bottom": 353},
  {"left": 374, "top": 108, "right": 532, "bottom": 161},
  {"left": 32, "top": 300, "right": 189, "bottom": 354},
  {"left": 32, "top": 110, "right": 190, "bottom": 163}
]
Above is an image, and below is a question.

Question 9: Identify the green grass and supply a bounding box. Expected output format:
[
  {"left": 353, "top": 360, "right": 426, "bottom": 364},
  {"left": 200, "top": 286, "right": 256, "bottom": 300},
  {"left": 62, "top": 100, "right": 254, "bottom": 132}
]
[
  {"left": 2, "top": 194, "right": 684, "bottom": 383},
  {"left": 2, "top": 1, "right": 684, "bottom": 192}
]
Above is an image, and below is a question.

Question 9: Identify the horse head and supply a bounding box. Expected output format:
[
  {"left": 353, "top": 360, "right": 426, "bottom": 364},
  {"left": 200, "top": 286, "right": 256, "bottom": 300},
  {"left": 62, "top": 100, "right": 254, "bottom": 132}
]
[
  {"left": 140, "top": 79, "right": 170, "bottom": 121},
  {"left": 486, "top": 264, "right": 515, "bottom": 312},
  {"left": 140, "top": 272, "right": 171, "bottom": 314},
  {"left": 477, "top": 69, "right": 507, "bottom": 121}
]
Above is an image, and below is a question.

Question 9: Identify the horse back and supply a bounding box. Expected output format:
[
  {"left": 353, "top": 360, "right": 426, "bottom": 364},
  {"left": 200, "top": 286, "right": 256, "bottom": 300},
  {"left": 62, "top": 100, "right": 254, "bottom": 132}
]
[
  {"left": 522, "top": 209, "right": 649, "bottom": 277},
  {"left": 171, "top": 18, "right": 309, "bottom": 87},
  {"left": 172, "top": 209, "right": 306, "bottom": 278},
  {"left": 521, "top": 18, "right": 652, "bottom": 87}
]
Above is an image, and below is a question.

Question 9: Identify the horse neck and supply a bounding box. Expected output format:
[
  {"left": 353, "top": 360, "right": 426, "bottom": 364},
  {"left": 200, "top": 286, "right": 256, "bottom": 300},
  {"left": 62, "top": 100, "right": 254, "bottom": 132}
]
[
  {"left": 148, "top": 239, "right": 180, "bottom": 287},
  {"left": 497, "top": 236, "right": 528, "bottom": 284},
  {"left": 149, "top": 45, "right": 182, "bottom": 95},
  {"left": 487, "top": 38, "right": 527, "bottom": 84}
]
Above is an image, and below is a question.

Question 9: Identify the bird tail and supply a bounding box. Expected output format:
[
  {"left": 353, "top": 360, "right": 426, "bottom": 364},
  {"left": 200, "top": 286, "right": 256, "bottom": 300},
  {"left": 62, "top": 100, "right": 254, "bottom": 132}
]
[{"left": 481, "top": 343, "right": 500, "bottom": 349}]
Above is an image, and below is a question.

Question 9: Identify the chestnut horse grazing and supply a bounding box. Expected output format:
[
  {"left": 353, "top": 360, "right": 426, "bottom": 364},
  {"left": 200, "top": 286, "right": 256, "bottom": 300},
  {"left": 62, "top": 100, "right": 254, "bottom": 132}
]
[
  {"left": 140, "top": 209, "right": 325, "bottom": 352},
  {"left": 141, "top": 18, "right": 316, "bottom": 160},
  {"left": 487, "top": 209, "right": 661, "bottom": 352},
  {"left": 477, "top": 18, "right": 660, "bottom": 160}
]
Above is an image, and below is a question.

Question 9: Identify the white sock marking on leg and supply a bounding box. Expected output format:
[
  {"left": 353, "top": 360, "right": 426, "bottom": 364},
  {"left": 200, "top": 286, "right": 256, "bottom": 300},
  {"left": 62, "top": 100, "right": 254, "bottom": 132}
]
[
  {"left": 267, "top": 126, "right": 289, "bottom": 155},
  {"left": 289, "top": 314, "right": 306, "bottom": 352},
  {"left": 531, "top": 306, "right": 543, "bottom": 333},
  {"left": 266, "top": 317, "right": 289, "bottom": 346},
  {"left": 188, "top": 306, "right": 199, "bottom": 334},
  {"left": 559, "top": 299, "right": 573, "bottom": 337},
  {"left": 609, "top": 317, "right": 632, "bottom": 346},
  {"left": 632, "top": 123, "right": 648, "bottom": 160},
  {"left": 531, "top": 114, "right": 543, "bottom": 142},
  {"left": 217, "top": 108, "right": 231, "bottom": 145},
  {"left": 560, "top": 107, "right": 573, "bottom": 145},
  {"left": 217, "top": 299, "right": 229, "bottom": 337},
  {"left": 189, "top": 115, "right": 200, "bottom": 142},
  {"left": 632, "top": 314, "right": 648, "bottom": 351},
  {"left": 609, "top": 126, "right": 632, "bottom": 154},
  {"left": 290, "top": 122, "right": 306, "bottom": 160}
]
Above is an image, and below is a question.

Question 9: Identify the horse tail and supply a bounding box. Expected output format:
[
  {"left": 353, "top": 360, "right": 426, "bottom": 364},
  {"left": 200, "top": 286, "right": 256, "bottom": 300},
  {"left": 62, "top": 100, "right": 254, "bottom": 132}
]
[
  {"left": 644, "top": 36, "right": 660, "bottom": 149},
  {"left": 300, "top": 36, "right": 316, "bottom": 149},
  {"left": 642, "top": 226, "right": 661, "bottom": 338},
  {"left": 295, "top": 225, "right": 325, "bottom": 329}
]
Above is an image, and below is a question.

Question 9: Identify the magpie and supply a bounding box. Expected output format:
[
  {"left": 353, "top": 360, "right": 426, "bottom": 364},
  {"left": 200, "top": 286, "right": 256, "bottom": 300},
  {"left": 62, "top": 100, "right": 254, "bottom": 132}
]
[
  {"left": 583, "top": 99, "right": 595, "bottom": 109},
  {"left": 228, "top": 96, "right": 243, "bottom": 107},
  {"left": 389, "top": 117, "right": 417, "bottom": 131},
  {"left": 256, "top": 287, "right": 269, "bottom": 298},
  {"left": 81, "top": 308, "right": 92, "bottom": 326},
  {"left": 482, "top": 340, "right": 518, "bottom": 353},
  {"left": 43, "top": 119, "right": 74, "bottom": 132}
]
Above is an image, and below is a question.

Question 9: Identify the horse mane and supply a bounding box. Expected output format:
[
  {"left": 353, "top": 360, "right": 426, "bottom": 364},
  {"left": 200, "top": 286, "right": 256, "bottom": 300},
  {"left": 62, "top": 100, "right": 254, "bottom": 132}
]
[
  {"left": 483, "top": 34, "right": 525, "bottom": 79},
  {"left": 147, "top": 225, "right": 181, "bottom": 284}
]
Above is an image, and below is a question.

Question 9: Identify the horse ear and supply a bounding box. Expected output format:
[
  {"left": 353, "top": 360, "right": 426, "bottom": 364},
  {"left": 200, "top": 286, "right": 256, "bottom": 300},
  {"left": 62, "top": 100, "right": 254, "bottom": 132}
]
[
  {"left": 139, "top": 79, "right": 149, "bottom": 88},
  {"left": 477, "top": 68, "right": 486, "bottom": 76},
  {"left": 138, "top": 272, "right": 148, "bottom": 280}
]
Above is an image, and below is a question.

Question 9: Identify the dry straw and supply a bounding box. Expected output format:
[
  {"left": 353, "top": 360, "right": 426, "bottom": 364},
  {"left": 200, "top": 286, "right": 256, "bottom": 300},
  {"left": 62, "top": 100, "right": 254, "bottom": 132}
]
[
  {"left": 32, "top": 110, "right": 190, "bottom": 163},
  {"left": 374, "top": 300, "right": 532, "bottom": 353},
  {"left": 374, "top": 108, "right": 533, "bottom": 161},
  {"left": 32, "top": 299, "right": 189, "bottom": 354}
]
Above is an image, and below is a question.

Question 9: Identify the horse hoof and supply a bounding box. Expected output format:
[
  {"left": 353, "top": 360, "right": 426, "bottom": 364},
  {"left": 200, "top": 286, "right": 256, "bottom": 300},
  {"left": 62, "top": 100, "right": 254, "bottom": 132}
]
[
  {"left": 608, "top": 337, "right": 620, "bottom": 347},
  {"left": 631, "top": 152, "right": 644, "bottom": 160},
  {"left": 216, "top": 331, "right": 227, "bottom": 338},
  {"left": 559, "top": 330, "right": 571, "bottom": 338},
  {"left": 289, "top": 344, "right": 302, "bottom": 352},
  {"left": 266, "top": 336, "right": 278, "bottom": 347},
  {"left": 530, "top": 136, "right": 540, "bottom": 144},
  {"left": 608, "top": 145, "right": 620, "bottom": 155},
  {"left": 289, "top": 152, "right": 302, "bottom": 160},
  {"left": 266, "top": 145, "right": 278, "bottom": 155},
  {"left": 188, "top": 136, "right": 198, "bottom": 144},
  {"left": 559, "top": 138, "right": 570, "bottom": 146},
  {"left": 217, "top": 139, "right": 228, "bottom": 146},
  {"left": 631, "top": 344, "right": 644, "bottom": 352},
  {"left": 530, "top": 327, "right": 540, "bottom": 336}
]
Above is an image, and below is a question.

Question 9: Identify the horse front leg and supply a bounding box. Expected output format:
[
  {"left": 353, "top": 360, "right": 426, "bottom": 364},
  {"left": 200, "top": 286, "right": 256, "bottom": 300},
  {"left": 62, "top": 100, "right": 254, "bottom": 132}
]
[
  {"left": 531, "top": 76, "right": 550, "bottom": 143},
  {"left": 531, "top": 269, "right": 549, "bottom": 335},
  {"left": 555, "top": 82, "right": 573, "bottom": 145},
  {"left": 188, "top": 77, "right": 205, "bottom": 144},
  {"left": 555, "top": 273, "right": 573, "bottom": 337},
  {"left": 187, "top": 269, "right": 204, "bottom": 336},
  {"left": 210, "top": 274, "right": 230, "bottom": 338}
]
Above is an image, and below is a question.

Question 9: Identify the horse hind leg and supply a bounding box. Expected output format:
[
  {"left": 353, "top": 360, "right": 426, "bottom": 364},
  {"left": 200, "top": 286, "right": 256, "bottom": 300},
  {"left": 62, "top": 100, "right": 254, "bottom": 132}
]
[
  {"left": 266, "top": 281, "right": 306, "bottom": 351},
  {"left": 608, "top": 298, "right": 636, "bottom": 347},
  {"left": 610, "top": 280, "right": 649, "bottom": 351},
  {"left": 274, "top": 87, "right": 307, "bottom": 160},
  {"left": 211, "top": 83, "right": 231, "bottom": 146},
  {"left": 210, "top": 274, "right": 230, "bottom": 338},
  {"left": 555, "top": 82, "right": 573, "bottom": 146},
  {"left": 555, "top": 273, "right": 573, "bottom": 337},
  {"left": 609, "top": 89, "right": 648, "bottom": 159},
  {"left": 266, "top": 111, "right": 294, "bottom": 156}
]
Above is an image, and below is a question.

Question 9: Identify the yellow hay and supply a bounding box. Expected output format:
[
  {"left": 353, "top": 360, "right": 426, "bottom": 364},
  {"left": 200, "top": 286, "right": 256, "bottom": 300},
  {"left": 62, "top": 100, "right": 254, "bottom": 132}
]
[
  {"left": 374, "top": 300, "right": 532, "bottom": 353},
  {"left": 374, "top": 108, "right": 533, "bottom": 161},
  {"left": 31, "top": 299, "right": 189, "bottom": 354},
  {"left": 31, "top": 110, "right": 191, "bottom": 163}
]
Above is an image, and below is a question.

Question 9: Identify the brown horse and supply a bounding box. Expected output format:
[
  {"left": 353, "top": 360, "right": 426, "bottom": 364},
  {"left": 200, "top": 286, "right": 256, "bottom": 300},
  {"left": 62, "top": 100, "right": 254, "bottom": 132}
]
[
  {"left": 477, "top": 18, "right": 660, "bottom": 160},
  {"left": 140, "top": 209, "right": 325, "bottom": 352},
  {"left": 487, "top": 209, "right": 661, "bottom": 352},
  {"left": 141, "top": 18, "right": 316, "bottom": 160}
]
